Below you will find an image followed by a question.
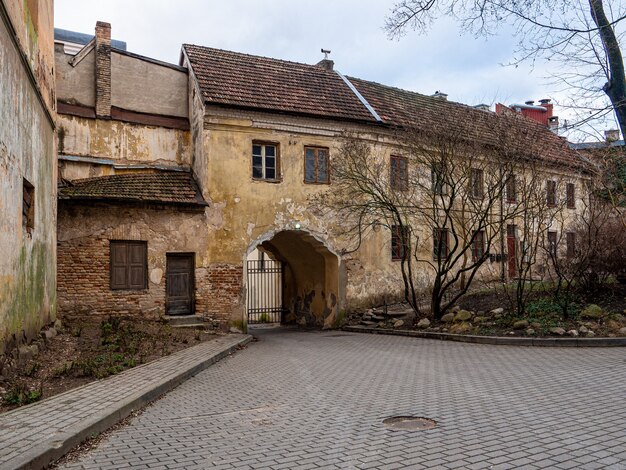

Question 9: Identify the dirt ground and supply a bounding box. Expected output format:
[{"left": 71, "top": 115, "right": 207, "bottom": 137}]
[{"left": 0, "top": 316, "right": 220, "bottom": 413}]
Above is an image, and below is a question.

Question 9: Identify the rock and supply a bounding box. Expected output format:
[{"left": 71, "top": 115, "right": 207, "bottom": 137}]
[
  {"left": 18, "top": 346, "right": 33, "bottom": 362},
  {"left": 526, "top": 328, "right": 535, "bottom": 335},
  {"left": 607, "top": 320, "right": 622, "bottom": 332},
  {"left": 619, "top": 327, "right": 626, "bottom": 336},
  {"left": 370, "top": 315, "right": 384, "bottom": 321},
  {"left": 393, "top": 319, "right": 405, "bottom": 328},
  {"left": 579, "top": 326, "right": 589, "bottom": 334},
  {"left": 586, "top": 331, "right": 595, "bottom": 337},
  {"left": 54, "top": 319, "right": 63, "bottom": 330},
  {"left": 416, "top": 318, "right": 431, "bottom": 329},
  {"left": 611, "top": 313, "right": 625, "bottom": 324},
  {"left": 362, "top": 314, "right": 372, "bottom": 321},
  {"left": 454, "top": 310, "right": 472, "bottom": 322},
  {"left": 451, "top": 305, "right": 461, "bottom": 313},
  {"left": 28, "top": 344, "right": 39, "bottom": 356},
  {"left": 441, "top": 313, "right": 455, "bottom": 323},
  {"left": 473, "top": 316, "right": 488, "bottom": 324},
  {"left": 490, "top": 307, "right": 504, "bottom": 315},
  {"left": 549, "top": 327, "right": 566, "bottom": 336},
  {"left": 449, "top": 322, "right": 472, "bottom": 334},
  {"left": 513, "top": 320, "right": 529, "bottom": 330},
  {"left": 568, "top": 329, "right": 579, "bottom": 337},
  {"left": 508, "top": 331, "right": 516, "bottom": 335},
  {"left": 42, "top": 328, "right": 57, "bottom": 340},
  {"left": 580, "top": 304, "right": 606, "bottom": 320},
  {"left": 530, "top": 322, "right": 542, "bottom": 330},
  {"left": 377, "top": 322, "right": 386, "bottom": 327}
]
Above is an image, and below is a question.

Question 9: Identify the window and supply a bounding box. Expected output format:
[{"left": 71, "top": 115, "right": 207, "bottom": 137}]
[
  {"left": 110, "top": 241, "right": 148, "bottom": 290},
  {"left": 390, "top": 155, "right": 408, "bottom": 190},
  {"left": 506, "top": 174, "right": 517, "bottom": 203},
  {"left": 304, "top": 146, "right": 329, "bottom": 184},
  {"left": 471, "top": 231, "right": 485, "bottom": 262},
  {"left": 431, "top": 165, "right": 445, "bottom": 195},
  {"left": 252, "top": 142, "right": 278, "bottom": 180},
  {"left": 433, "top": 228, "right": 449, "bottom": 261},
  {"left": 566, "top": 232, "right": 576, "bottom": 258},
  {"left": 566, "top": 183, "right": 575, "bottom": 209},
  {"left": 22, "top": 178, "right": 34, "bottom": 232},
  {"left": 547, "top": 231, "right": 557, "bottom": 257},
  {"left": 546, "top": 180, "right": 557, "bottom": 207},
  {"left": 391, "top": 225, "right": 409, "bottom": 261},
  {"left": 470, "top": 168, "right": 484, "bottom": 199}
]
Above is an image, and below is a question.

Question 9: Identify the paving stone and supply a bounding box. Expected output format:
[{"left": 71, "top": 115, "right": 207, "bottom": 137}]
[{"left": 54, "top": 329, "right": 626, "bottom": 470}]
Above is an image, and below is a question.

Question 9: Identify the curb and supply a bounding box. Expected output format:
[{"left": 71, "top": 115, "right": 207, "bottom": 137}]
[
  {"left": 2, "top": 334, "right": 253, "bottom": 470},
  {"left": 342, "top": 325, "right": 626, "bottom": 347}
]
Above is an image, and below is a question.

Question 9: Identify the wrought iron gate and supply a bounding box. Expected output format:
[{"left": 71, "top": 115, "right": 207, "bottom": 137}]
[{"left": 246, "top": 258, "right": 284, "bottom": 324}]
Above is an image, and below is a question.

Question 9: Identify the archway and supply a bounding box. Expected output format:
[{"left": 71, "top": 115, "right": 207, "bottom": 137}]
[{"left": 245, "top": 230, "right": 341, "bottom": 329}]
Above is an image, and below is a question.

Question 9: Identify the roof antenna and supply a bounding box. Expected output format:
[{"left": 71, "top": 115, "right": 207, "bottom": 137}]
[{"left": 321, "top": 48, "right": 331, "bottom": 60}]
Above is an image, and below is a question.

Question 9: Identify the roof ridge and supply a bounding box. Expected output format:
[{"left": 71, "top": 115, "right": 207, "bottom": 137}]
[{"left": 182, "top": 44, "right": 335, "bottom": 73}]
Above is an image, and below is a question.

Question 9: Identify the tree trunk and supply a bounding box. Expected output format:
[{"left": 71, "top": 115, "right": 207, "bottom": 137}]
[{"left": 590, "top": 0, "right": 626, "bottom": 139}]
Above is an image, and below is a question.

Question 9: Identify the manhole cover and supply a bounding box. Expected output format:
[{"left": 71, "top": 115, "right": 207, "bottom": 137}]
[{"left": 383, "top": 416, "right": 437, "bottom": 431}]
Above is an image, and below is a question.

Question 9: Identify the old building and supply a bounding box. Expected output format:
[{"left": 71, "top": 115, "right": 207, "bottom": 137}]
[
  {"left": 55, "top": 23, "right": 591, "bottom": 331},
  {"left": 0, "top": 0, "right": 57, "bottom": 353}
]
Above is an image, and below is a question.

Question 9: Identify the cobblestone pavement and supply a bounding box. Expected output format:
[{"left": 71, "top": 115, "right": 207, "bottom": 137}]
[{"left": 62, "top": 329, "right": 626, "bottom": 469}]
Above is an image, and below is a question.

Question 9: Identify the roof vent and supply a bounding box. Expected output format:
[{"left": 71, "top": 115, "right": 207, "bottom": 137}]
[
  {"left": 539, "top": 98, "right": 551, "bottom": 105},
  {"left": 432, "top": 91, "right": 448, "bottom": 100},
  {"left": 316, "top": 48, "right": 334, "bottom": 71},
  {"left": 525, "top": 100, "right": 535, "bottom": 106},
  {"left": 474, "top": 103, "right": 490, "bottom": 112}
]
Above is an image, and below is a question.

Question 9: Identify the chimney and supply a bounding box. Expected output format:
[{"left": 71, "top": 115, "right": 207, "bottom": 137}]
[
  {"left": 605, "top": 129, "right": 620, "bottom": 143},
  {"left": 548, "top": 116, "right": 559, "bottom": 134},
  {"left": 538, "top": 98, "right": 553, "bottom": 119},
  {"left": 474, "top": 104, "right": 490, "bottom": 112},
  {"left": 431, "top": 91, "right": 448, "bottom": 100},
  {"left": 316, "top": 59, "right": 334, "bottom": 71},
  {"left": 95, "top": 21, "right": 111, "bottom": 118}
]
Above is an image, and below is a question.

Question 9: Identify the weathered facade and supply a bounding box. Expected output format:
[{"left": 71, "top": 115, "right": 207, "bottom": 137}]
[
  {"left": 54, "top": 24, "right": 591, "bottom": 331},
  {"left": 0, "top": 0, "right": 57, "bottom": 353}
]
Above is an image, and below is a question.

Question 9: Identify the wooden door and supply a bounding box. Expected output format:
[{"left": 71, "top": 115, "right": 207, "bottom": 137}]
[
  {"left": 166, "top": 253, "right": 194, "bottom": 315},
  {"left": 506, "top": 225, "right": 517, "bottom": 278}
]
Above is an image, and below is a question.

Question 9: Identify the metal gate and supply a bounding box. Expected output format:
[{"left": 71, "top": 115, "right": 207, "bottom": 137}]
[{"left": 246, "top": 258, "right": 283, "bottom": 324}]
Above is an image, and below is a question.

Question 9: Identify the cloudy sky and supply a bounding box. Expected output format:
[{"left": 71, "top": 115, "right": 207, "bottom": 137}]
[{"left": 54, "top": 1, "right": 618, "bottom": 140}]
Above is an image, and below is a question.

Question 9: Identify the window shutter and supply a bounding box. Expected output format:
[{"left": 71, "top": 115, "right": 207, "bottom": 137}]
[
  {"left": 128, "top": 242, "right": 147, "bottom": 289},
  {"left": 110, "top": 242, "right": 128, "bottom": 289}
]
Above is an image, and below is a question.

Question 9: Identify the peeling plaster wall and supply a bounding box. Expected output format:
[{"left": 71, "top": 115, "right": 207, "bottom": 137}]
[
  {"left": 55, "top": 43, "right": 95, "bottom": 107},
  {"left": 57, "top": 114, "right": 192, "bottom": 171},
  {"left": 0, "top": 0, "right": 56, "bottom": 353}
]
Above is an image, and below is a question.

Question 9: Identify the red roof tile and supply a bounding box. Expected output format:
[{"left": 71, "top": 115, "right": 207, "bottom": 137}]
[
  {"left": 183, "top": 45, "right": 376, "bottom": 122},
  {"left": 58, "top": 171, "right": 208, "bottom": 206}
]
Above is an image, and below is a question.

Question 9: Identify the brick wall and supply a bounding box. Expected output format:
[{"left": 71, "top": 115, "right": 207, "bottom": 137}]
[
  {"left": 196, "top": 264, "right": 243, "bottom": 324},
  {"left": 57, "top": 237, "right": 164, "bottom": 318}
]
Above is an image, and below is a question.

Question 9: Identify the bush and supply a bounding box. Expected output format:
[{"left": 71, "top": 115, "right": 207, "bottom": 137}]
[{"left": 3, "top": 381, "right": 42, "bottom": 406}]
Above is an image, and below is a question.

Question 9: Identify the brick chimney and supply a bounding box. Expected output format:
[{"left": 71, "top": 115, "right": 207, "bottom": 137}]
[
  {"left": 95, "top": 21, "right": 111, "bottom": 118},
  {"left": 538, "top": 98, "right": 553, "bottom": 119}
]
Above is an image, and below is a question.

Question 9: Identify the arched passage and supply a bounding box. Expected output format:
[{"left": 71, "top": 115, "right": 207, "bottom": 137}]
[{"left": 245, "top": 230, "right": 341, "bottom": 329}]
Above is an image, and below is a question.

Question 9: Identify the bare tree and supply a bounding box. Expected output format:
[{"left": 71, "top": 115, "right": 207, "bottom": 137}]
[{"left": 385, "top": 0, "right": 626, "bottom": 139}]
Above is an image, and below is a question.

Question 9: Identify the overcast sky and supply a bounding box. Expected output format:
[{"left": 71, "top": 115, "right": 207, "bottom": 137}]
[{"left": 54, "top": 0, "right": 615, "bottom": 139}]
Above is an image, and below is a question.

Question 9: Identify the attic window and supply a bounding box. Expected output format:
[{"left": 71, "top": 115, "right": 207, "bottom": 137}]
[{"left": 23, "top": 178, "right": 35, "bottom": 233}]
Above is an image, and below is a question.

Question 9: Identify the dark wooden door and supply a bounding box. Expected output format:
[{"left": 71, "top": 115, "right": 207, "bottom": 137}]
[
  {"left": 507, "top": 225, "right": 517, "bottom": 278},
  {"left": 166, "top": 253, "right": 194, "bottom": 315}
]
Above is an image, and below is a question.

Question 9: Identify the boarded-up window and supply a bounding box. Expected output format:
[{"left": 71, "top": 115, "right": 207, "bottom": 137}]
[
  {"left": 391, "top": 225, "right": 409, "bottom": 260},
  {"left": 22, "top": 178, "right": 34, "bottom": 232},
  {"left": 304, "top": 147, "right": 330, "bottom": 183},
  {"left": 470, "top": 168, "right": 484, "bottom": 199},
  {"left": 506, "top": 174, "right": 517, "bottom": 203},
  {"left": 390, "top": 155, "right": 408, "bottom": 190},
  {"left": 547, "top": 231, "right": 558, "bottom": 257},
  {"left": 110, "top": 241, "right": 148, "bottom": 290},
  {"left": 471, "top": 230, "right": 485, "bottom": 262},
  {"left": 433, "top": 228, "right": 449, "bottom": 261},
  {"left": 547, "top": 180, "right": 557, "bottom": 207},
  {"left": 566, "top": 183, "right": 575, "bottom": 209}
]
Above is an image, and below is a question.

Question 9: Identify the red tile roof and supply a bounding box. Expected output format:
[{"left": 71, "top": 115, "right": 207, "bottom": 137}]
[
  {"left": 183, "top": 45, "right": 376, "bottom": 122},
  {"left": 183, "top": 45, "right": 586, "bottom": 169},
  {"left": 58, "top": 171, "right": 208, "bottom": 206}
]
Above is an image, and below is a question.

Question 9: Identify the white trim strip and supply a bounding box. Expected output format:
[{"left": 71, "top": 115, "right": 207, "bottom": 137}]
[{"left": 334, "top": 70, "right": 382, "bottom": 122}]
